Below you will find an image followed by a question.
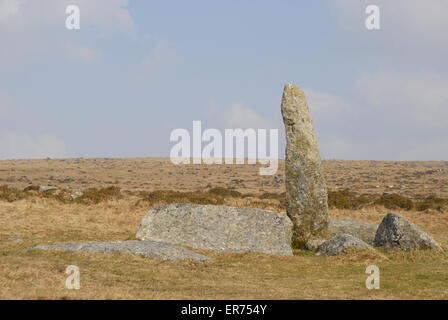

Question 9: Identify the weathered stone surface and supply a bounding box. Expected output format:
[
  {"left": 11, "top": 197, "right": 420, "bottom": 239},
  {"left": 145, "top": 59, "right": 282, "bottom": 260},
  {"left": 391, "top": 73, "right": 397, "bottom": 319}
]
[
  {"left": 30, "top": 240, "right": 211, "bottom": 261},
  {"left": 39, "top": 186, "right": 58, "bottom": 193},
  {"left": 281, "top": 83, "right": 329, "bottom": 245},
  {"left": 329, "top": 219, "right": 378, "bottom": 245},
  {"left": 373, "top": 213, "right": 441, "bottom": 250},
  {"left": 305, "top": 239, "right": 326, "bottom": 251},
  {"left": 317, "top": 234, "right": 375, "bottom": 256},
  {"left": 8, "top": 237, "right": 23, "bottom": 243},
  {"left": 70, "top": 190, "right": 83, "bottom": 200},
  {"left": 136, "top": 204, "right": 293, "bottom": 255}
]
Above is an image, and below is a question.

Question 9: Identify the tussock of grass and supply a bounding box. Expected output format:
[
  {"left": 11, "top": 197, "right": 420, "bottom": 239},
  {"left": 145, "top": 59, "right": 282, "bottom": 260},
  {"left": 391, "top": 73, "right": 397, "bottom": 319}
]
[
  {"left": 258, "top": 192, "right": 286, "bottom": 207},
  {"left": 328, "top": 189, "right": 373, "bottom": 210},
  {"left": 136, "top": 188, "right": 288, "bottom": 211},
  {"left": 137, "top": 189, "right": 225, "bottom": 206},
  {"left": 74, "top": 186, "right": 122, "bottom": 205},
  {"left": 0, "top": 185, "right": 123, "bottom": 205},
  {"left": 1, "top": 184, "right": 447, "bottom": 213},
  {"left": 414, "top": 195, "right": 447, "bottom": 212},
  {"left": 374, "top": 193, "right": 413, "bottom": 211},
  {"left": 23, "top": 185, "right": 40, "bottom": 192},
  {"left": 0, "top": 185, "right": 29, "bottom": 202},
  {"left": 328, "top": 189, "right": 447, "bottom": 212},
  {"left": 207, "top": 187, "right": 242, "bottom": 198}
]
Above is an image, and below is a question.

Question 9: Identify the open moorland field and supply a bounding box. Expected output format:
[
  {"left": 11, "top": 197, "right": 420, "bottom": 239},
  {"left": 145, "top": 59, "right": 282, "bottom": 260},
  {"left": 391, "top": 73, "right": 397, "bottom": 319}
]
[
  {"left": 2, "top": 158, "right": 448, "bottom": 197},
  {"left": 1, "top": 158, "right": 448, "bottom": 299}
]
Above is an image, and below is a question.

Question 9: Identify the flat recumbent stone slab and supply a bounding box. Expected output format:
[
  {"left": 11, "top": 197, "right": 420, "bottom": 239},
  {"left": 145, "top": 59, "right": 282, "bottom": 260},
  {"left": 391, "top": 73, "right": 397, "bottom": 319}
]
[
  {"left": 136, "top": 204, "right": 293, "bottom": 256},
  {"left": 29, "top": 240, "right": 211, "bottom": 261}
]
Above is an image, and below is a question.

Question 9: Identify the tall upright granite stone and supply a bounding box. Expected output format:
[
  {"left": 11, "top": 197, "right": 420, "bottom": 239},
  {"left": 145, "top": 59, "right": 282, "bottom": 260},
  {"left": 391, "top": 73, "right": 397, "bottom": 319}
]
[{"left": 281, "top": 83, "right": 329, "bottom": 246}]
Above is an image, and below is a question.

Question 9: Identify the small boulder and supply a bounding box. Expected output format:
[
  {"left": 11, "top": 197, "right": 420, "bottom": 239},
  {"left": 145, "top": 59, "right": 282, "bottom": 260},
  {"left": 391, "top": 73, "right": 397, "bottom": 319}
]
[
  {"left": 70, "top": 190, "right": 83, "bottom": 200},
  {"left": 329, "top": 219, "right": 378, "bottom": 245},
  {"left": 8, "top": 237, "right": 23, "bottom": 243},
  {"left": 373, "top": 213, "right": 441, "bottom": 250},
  {"left": 136, "top": 204, "right": 293, "bottom": 255},
  {"left": 39, "top": 186, "right": 58, "bottom": 193},
  {"left": 305, "top": 239, "right": 326, "bottom": 251},
  {"left": 317, "top": 234, "right": 375, "bottom": 256},
  {"left": 23, "top": 185, "right": 40, "bottom": 192}
]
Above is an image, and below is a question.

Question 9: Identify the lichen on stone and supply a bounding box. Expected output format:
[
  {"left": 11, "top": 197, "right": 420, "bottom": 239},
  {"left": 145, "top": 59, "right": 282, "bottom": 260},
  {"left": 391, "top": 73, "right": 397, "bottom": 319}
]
[{"left": 281, "top": 83, "right": 330, "bottom": 246}]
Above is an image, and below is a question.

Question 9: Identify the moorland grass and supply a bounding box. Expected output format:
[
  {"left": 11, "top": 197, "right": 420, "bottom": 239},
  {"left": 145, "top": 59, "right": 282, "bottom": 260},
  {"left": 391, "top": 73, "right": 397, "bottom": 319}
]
[
  {"left": 2, "top": 184, "right": 446, "bottom": 213},
  {"left": 0, "top": 195, "right": 446, "bottom": 299}
]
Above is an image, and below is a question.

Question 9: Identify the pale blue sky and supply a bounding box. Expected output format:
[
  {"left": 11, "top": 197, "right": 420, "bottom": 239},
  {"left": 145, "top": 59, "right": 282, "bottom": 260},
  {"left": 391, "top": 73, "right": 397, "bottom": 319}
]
[{"left": 1, "top": 0, "right": 447, "bottom": 160}]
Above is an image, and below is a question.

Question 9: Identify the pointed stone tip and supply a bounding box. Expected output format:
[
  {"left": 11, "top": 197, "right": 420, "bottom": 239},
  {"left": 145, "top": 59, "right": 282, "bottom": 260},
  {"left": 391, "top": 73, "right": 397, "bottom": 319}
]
[{"left": 283, "top": 83, "right": 305, "bottom": 98}]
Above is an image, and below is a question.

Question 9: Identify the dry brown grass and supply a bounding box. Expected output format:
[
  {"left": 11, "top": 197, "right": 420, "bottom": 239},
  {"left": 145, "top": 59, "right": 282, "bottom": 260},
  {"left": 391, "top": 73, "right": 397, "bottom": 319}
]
[
  {"left": 1, "top": 158, "right": 447, "bottom": 299},
  {"left": 4, "top": 184, "right": 445, "bottom": 214},
  {"left": 1, "top": 192, "right": 447, "bottom": 300},
  {"left": 1, "top": 158, "right": 448, "bottom": 198}
]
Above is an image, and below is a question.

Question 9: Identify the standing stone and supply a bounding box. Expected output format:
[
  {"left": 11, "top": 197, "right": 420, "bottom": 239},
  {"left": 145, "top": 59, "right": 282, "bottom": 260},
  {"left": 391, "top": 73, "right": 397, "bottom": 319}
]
[{"left": 281, "top": 83, "right": 329, "bottom": 247}]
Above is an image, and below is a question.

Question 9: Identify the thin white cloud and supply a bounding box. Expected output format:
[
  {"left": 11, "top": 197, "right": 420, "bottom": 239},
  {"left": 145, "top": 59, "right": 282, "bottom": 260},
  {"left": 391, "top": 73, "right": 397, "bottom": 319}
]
[
  {"left": 303, "top": 71, "right": 448, "bottom": 161},
  {"left": 64, "top": 44, "right": 102, "bottom": 63},
  {"left": 72, "top": 0, "right": 135, "bottom": 31},
  {"left": 140, "top": 40, "right": 182, "bottom": 75},
  {"left": 0, "top": 0, "right": 23, "bottom": 21},
  {"left": 332, "top": 0, "right": 448, "bottom": 32},
  {"left": 0, "top": 132, "right": 67, "bottom": 160},
  {"left": 305, "top": 88, "right": 350, "bottom": 114},
  {"left": 0, "top": 0, "right": 134, "bottom": 30},
  {"left": 331, "top": 0, "right": 448, "bottom": 67},
  {"left": 0, "top": 92, "right": 67, "bottom": 159},
  {"left": 0, "top": 92, "right": 39, "bottom": 128},
  {"left": 301, "top": 88, "right": 357, "bottom": 160},
  {"left": 321, "top": 1, "right": 448, "bottom": 160},
  {"left": 0, "top": 0, "right": 134, "bottom": 73},
  {"left": 205, "top": 101, "right": 277, "bottom": 129},
  {"left": 353, "top": 70, "right": 448, "bottom": 128}
]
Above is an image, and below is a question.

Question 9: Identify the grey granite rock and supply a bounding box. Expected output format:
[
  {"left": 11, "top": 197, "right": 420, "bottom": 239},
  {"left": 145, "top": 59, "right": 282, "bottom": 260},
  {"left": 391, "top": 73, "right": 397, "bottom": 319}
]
[
  {"left": 70, "top": 190, "right": 83, "bottom": 200},
  {"left": 136, "top": 204, "right": 293, "bottom": 255},
  {"left": 29, "top": 240, "right": 211, "bottom": 261},
  {"left": 281, "top": 83, "right": 329, "bottom": 244},
  {"left": 329, "top": 219, "right": 378, "bottom": 245},
  {"left": 373, "top": 213, "right": 441, "bottom": 250},
  {"left": 317, "top": 234, "right": 375, "bottom": 256},
  {"left": 8, "top": 237, "right": 24, "bottom": 243},
  {"left": 305, "top": 239, "right": 326, "bottom": 251},
  {"left": 39, "top": 186, "right": 58, "bottom": 193}
]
